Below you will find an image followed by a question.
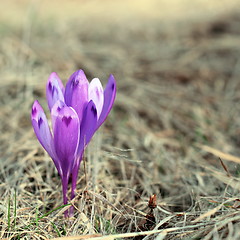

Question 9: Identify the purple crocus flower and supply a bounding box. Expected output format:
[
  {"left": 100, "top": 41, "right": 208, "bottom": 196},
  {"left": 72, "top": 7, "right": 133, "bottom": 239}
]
[{"left": 31, "top": 70, "right": 116, "bottom": 216}]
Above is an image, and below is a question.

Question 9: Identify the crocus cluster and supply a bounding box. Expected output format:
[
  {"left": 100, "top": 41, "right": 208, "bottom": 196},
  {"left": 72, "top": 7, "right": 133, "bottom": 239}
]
[{"left": 31, "top": 70, "right": 116, "bottom": 216}]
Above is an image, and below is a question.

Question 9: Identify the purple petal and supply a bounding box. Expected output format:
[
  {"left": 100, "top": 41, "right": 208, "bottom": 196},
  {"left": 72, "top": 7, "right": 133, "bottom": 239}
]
[
  {"left": 78, "top": 100, "right": 98, "bottom": 154},
  {"left": 46, "top": 72, "right": 65, "bottom": 111},
  {"left": 88, "top": 78, "right": 104, "bottom": 119},
  {"left": 64, "top": 70, "right": 89, "bottom": 123},
  {"left": 31, "top": 101, "right": 62, "bottom": 174},
  {"left": 31, "top": 100, "right": 54, "bottom": 158},
  {"left": 51, "top": 100, "right": 66, "bottom": 131},
  {"left": 97, "top": 74, "right": 116, "bottom": 128},
  {"left": 53, "top": 106, "right": 80, "bottom": 177}
]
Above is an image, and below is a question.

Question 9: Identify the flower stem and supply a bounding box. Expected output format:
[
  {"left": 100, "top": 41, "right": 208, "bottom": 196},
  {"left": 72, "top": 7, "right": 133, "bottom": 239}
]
[
  {"left": 69, "top": 163, "right": 78, "bottom": 217},
  {"left": 61, "top": 175, "right": 69, "bottom": 218}
]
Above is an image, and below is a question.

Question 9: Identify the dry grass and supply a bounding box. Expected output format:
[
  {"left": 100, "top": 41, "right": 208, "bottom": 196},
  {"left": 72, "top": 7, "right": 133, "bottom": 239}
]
[{"left": 1, "top": 0, "right": 240, "bottom": 239}]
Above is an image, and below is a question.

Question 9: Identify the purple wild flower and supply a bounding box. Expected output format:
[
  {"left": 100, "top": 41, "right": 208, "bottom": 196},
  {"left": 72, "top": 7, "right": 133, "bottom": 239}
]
[{"left": 31, "top": 70, "right": 116, "bottom": 216}]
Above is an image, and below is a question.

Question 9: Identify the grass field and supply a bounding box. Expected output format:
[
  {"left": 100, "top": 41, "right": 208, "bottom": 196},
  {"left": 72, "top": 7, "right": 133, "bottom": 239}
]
[{"left": 1, "top": 0, "right": 240, "bottom": 239}]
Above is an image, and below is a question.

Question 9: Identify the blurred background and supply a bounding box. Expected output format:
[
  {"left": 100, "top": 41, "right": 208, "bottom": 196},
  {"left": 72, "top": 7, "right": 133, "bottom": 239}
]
[{"left": 1, "top": 0, "right": 240, "bottom": 238}]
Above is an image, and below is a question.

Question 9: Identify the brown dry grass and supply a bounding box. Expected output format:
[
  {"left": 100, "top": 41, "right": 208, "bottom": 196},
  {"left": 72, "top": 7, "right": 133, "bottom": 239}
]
[{"left": 1, "top": 0, "right": 240, "bottom": 239}]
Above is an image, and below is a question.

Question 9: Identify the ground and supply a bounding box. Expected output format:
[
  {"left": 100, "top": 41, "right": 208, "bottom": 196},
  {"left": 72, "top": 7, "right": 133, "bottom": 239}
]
[{"left": 1, "top": 0, "right": 240, "bottom": 239}]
